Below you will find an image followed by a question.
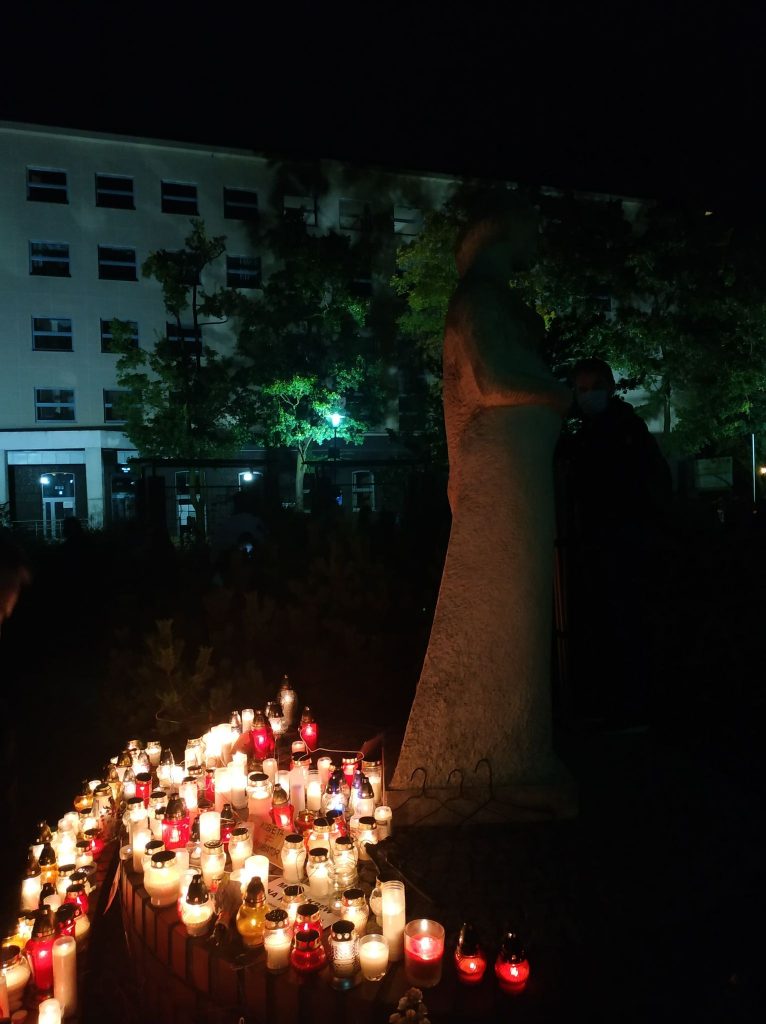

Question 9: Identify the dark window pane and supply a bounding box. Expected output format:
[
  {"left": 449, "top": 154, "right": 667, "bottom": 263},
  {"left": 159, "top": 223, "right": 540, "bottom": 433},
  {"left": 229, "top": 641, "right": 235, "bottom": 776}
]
[
  {"left": 224, "top": 187, "right": 259, "bottom": 220},
  {"left": 27, "top": 167, "right": 68, "bottom": 203},
  {"left": 161, "top": 181, "right": 198, "bottom": 214},
  {"left": 226, "top": 255, "right": 261, "bottom": 288},
  {"left": 32, "top": 317, "right": 73, "bottom": 352},
  {"left": 100, "top": 319, "right": 139, "bottom": 352},
  {"left": 98, "top": 246, "right": 137, "bottom": 281},
  {"left": 29, "top": 242, "right": 70, "bottom": 277},
  {"left": 95, "top": 174, "right": 135, "bottom": 209},
  {"left": 103, "top": 389, "right": 128, "bottom": 422}
]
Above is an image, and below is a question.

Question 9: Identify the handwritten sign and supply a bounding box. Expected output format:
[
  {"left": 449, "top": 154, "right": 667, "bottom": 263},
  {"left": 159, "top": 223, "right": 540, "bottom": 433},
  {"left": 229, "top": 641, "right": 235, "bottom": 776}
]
[
  {"left": 250, "top": 821, "right": 286, "bottom": 867},
  {"left": 265, "top": 875, "right": 340, "bottom": 931}
]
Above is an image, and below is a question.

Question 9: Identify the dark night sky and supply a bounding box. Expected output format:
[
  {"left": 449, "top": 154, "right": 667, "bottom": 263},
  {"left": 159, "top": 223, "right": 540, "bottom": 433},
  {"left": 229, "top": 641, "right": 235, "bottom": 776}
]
[{"left": 2, "top": 5, "right": 764, "bottom": 211}]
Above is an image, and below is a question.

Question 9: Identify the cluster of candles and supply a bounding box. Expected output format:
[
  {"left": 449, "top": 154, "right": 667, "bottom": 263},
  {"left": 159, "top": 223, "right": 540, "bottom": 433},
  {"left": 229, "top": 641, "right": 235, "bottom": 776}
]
[{"left": 1, "top": 675, "right": 531, "bottom": 1014}]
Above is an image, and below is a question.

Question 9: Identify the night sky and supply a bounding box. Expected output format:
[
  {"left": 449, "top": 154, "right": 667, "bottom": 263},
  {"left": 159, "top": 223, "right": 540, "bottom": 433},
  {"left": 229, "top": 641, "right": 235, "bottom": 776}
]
[{"left": 2, "top": 6, "right": 763, "bottom": 211}]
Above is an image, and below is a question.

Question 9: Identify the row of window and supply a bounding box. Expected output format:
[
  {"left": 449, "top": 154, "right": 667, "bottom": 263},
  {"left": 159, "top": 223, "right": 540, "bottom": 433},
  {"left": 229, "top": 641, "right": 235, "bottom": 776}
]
[
  {"left": 28, "top": 242, "right": 262, "bottom": 286},
  {"left": 33, "top": 387, "right": 126, "bottom": 423},
  {"left": 24, "top": 168, "right": 423, "bottom": 234},
  {"left": 28, "top": 318, "right": 212, "bottom": 353}
]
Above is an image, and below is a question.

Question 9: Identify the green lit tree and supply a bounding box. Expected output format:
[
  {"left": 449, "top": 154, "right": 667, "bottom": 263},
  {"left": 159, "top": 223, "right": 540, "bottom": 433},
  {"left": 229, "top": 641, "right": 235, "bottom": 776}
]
[
  {"left": 113, "top": 220, "right": 250, "bottom": 529},
  {"left": 236, "top": 209, "right": 385, "bottom": 510}
]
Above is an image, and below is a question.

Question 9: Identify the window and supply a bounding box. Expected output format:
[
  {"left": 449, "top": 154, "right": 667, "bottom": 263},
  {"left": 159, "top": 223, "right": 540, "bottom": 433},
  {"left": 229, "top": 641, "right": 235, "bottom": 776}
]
[
  {"left": 283, "top": 194, "right": 317, "bottom": 226},
  {"left": 224, "top": 187, "right": 259, "bottom": 220},
  {"left": 393, "top": 205, "right": 423, "bottom": 236},
  {"left": 98, "top": 246, "right": 137, "bottom": 281},
  {"left": 339, "top": 198, "right": 370, "bottom": 232},
  {"left": 166, "top": 323, "right": 198, "bottom": 351},
  {"left": 103, "top": 389, "right": 128, "bottom": 422},
  {"left": 35, "top": 388, "right": 75, "bottom": 422},
  {"left": 32, "top": 317, "right": 73, "bottom": 352},
  {"left": 161, "top": 180, "right": 198, "bottom": 215},
  {"left": 227, "top": 255, "right": 262, "bottom": 289},
  {"left": 29, "top": 241, "right": 70, "bottom": 277},
  {"left": 27, "top": 167, "right": 67, "bottom": 203},
  {"left": 95, "top": 174, "right": 134, "bottom": 209},
  {"left": 352, "top": 471, "right": 375, "bottom": 512},
  {"left": 101, "top": 319, "right": 139, "bottom": 352}
]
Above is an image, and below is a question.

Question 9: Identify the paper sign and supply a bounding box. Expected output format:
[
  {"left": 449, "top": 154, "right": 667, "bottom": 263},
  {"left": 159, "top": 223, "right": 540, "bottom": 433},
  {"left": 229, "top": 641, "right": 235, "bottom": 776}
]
[
  {"left": 250, "top": 820, "right": 286, "bottom": 867},
  {"left": 265, "top": 875, "right": 340, "bottom": 931}
]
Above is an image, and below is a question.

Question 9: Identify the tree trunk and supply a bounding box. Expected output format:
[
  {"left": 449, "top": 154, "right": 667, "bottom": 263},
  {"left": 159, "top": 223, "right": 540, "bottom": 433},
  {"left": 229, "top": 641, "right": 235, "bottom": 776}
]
[
  {"left": 294, "top": 443, "right": 310, "bottom": 511},
  {"left": 663, "top": 378, "right": 672, "bottom": 435}
]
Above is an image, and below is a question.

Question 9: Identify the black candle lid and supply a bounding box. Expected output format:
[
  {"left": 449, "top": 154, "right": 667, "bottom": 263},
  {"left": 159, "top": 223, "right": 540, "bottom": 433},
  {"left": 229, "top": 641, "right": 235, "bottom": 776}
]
[
  {"left": 185, "top": 873, "right": 209, "bottom": 906},
  {"left": 457, "top": 922, "right": 482, "bottom": 956},
  {"left": 498, "top": 930, "right": 527, "bottom": 962},
  {"left": 331, "top": 920, "right": 355, "bottom": 940}
]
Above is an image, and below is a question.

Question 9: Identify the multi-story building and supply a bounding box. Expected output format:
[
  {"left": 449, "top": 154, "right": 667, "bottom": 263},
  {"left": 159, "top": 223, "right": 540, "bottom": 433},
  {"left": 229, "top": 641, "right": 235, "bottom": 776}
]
[{"left": 0, "top": 121, "right": 458, "bottom": 537}]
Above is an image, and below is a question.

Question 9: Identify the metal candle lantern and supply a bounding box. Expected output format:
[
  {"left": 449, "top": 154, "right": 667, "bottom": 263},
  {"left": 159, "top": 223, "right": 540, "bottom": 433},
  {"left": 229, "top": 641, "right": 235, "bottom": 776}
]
[{"left": 278, "top": 675, "right": 297, "bottom": 729}]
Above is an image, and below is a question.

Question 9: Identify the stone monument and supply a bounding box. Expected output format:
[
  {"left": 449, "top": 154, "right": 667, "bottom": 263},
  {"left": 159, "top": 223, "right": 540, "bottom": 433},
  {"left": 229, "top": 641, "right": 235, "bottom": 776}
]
[{"left": 390, "top": 197, "right": 573, "bottom": 812}]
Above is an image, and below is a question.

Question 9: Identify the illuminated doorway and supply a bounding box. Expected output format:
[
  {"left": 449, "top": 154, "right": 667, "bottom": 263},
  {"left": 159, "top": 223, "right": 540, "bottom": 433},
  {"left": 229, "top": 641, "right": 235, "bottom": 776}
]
[{"left": 40, "top": 472, "right": 76, "bottom": 538}]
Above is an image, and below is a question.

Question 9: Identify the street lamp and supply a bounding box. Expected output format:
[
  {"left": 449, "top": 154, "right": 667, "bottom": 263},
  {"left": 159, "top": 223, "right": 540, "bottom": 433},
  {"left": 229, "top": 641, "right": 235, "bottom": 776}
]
[{"left": 328, "top": 413, "right": 344, "bottom": 498}]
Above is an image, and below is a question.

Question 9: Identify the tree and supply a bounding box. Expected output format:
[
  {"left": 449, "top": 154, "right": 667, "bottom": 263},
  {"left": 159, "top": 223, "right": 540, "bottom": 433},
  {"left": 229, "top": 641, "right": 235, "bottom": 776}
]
[
  {"left": 114, "top": 220, "right": 250, "bottom": 529},
  {"left": 236, "top": 210, "right": 385, "bottom": 510},
  {"left": 393, "top": 189, "right": 766, "bottom": 459}
]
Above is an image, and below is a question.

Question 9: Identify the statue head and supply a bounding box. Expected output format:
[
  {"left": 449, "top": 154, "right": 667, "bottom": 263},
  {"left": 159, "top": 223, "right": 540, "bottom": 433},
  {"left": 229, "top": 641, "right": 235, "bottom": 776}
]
[{"left": 454, "top": 193, "right": 539, "bottom": 279}]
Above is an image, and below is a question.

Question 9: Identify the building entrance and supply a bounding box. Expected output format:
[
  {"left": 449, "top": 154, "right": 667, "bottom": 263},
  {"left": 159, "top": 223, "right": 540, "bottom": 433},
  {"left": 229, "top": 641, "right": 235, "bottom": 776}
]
[{"left": 40, "top": 472, "right": 76, "bottom": 538}]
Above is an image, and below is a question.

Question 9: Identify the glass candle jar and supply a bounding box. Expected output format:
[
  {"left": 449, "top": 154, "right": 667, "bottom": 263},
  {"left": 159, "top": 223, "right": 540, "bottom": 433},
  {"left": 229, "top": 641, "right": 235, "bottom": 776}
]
[
  {"left": 228, "top": 765, "right": 248, "bottom": 809},
  {"left": 145, "top": 740, "right": 161, "bottom": 767},
  {"left": 219, "top": 806, "right": 236, "bottom": 848},
  {"left": 250, "top": 709, "right": 275, "bottom": 760},
  {"left": 331, "top": 837, "right": 358, "bottom": 890},
  {"left": 359, "top": 933, "right": 389, "bottom": 981},
  {"left": 228, "top": 827, "right": 253, "bottom": 871},
  {"left": 64, "top": 884, "right": 89, "bottom": 918},
  {"left": 317, "top": 756, "right": 333, "bottom": 788},
  {"left": 290, "top": 928, "right": 326, "bottom": 974},
  {"left": 262, "top": 757, "right": 278, "bottom": 787},
  {"left": 270, "top": 786, "right": 294, "bottom": 831},
  {"left": 181, "top": 874, "right": 214, "bottom": 937},
  {"left": 51, "top": 934, "right": 77, "bottom": 1018},
  {"left": 135, "top": 772, "right": 153, "bottom": 806},
  {"left": 21, "top": 849, "right": 42, "bottom": 912},
  {"left": 247, "top": 772, "right": 273, "bottom": 820},
  {"left": 278, "top": 675, "right": 297, "bottom": 728},
  {"left": 144, "top": 851, "right": 181, "bottom": 908},
  {"left": 242, "top": 855, "right": 269, "bottom": 894},
  {"left": 198, "top": 811, "right": 221, "bottom": 846},
  {"left": 157, "top": 749, "right": 175, "bottom": 789},
  {"left": 130, "top": 826, "right": 152, "bottom": 873},
  {"left": 298, "top": 707, "right": 318, "bottom": 751},
  {"left": 354, "top": 777, "right": 375, "bottom": 819},
  {"left": 404, "top": 919, "right": 445, "bottom": 988},
  {"left": 321, "top": 776, "right": 347, "bottom": 817},
  {"left": 241, "top": 708, "right": 254, "bottom": 733},
  {"left": 214, "top": 766, "right": 231, "bottom": 812},
  {"left": 341, "top": 755, "right": 358, "bottom": 788},
  {"left": 263, "top": 909, "right": 292, "bottom": 973},
  {"left": 161, "top": 796, "right": 190, "bottom": 850},
  {"left": 200, "top": 841, "right": 226, "bottom": 891},
  {"left": 454, "top": 922, "right": 487, "bottom": 985},
  {"left": 281, "top": 885, "right": 305, "bottom": 926},
  {"left": 340, "top": 888, "right": 369, "bottom": 937},
  {"left": 361, "top": 758, "right": 383, "bottom": 804},
  {"left": 38, "top": 842, "right": 58, "bottom": 886},
  {"left": 355, "top": 817, "right": 377, "bottom": 861},
  {"left": 37, "top": 997, "right": 62, "bottom": 1024},
  {"left": 294, "top": 901, "right": 321, "bottom": 934},
  {"left": 179, "top": 777, "right": 198, "bottom": 814},
  {"left": 1, "top": 945, "right": 31, "bottom": 1011},
  {"left": 141, "top": 840, "right": 164, "bottom": 874},
  {"left": 26, "top": 907, "right": 56, "bottom": 997},
  {"left": 121, "top": 769, "right": 136, "bottom": 800},
  {"left": 55, "top": 866, "right": 76, "bottom": 900},
  {"left": 236, "top": 878, "right": 266, "bottom": 947},
  {"left": 494, "top": 931, "right": 530, "bottom": 993},
  {"left": 381, "top": 880, "right": 405, "bottom": 961},
  {"left": 281, "top": 834, "right": 307, "bottom": 883},
  {"left": 306, "top": 848, "right": 333, "bottom": 899},
  {"left": 373, "top": 805, "right": 392, "bottom": 841},
  {"left": 329, "top": 920, "right": 360, "bottom": 987}
]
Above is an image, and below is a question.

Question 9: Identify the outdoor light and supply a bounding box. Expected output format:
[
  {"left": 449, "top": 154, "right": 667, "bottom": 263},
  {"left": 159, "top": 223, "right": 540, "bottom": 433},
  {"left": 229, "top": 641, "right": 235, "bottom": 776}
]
[
  {"left": 291, "top": 928, "right": 327, "bottom": 974},
  {"left": 242, "top": 470, "right": 254, "bottom": 482},
  {"left": 329, "top": 412, "right": 342, "bottom": 429},
  {"left": 495, "top": 931, "right": 530, "bottom": 993},
  {"left": 404, "top": 919, "right": 445, "bottom": 989},
  {"left": 263, "top": 910, "right": 292, "bottom": 973},
  {"left": 236, "top": 877, "right": 267, "bottom": 947},
  {"left": 40, "top": 476, "right": 50, "bottom": 486},
  {"left": 454, "top": 922, "right": 487, "bottom": 985},
  {"left": 299, "top": 707, "right": 318, "bottom": 751}
]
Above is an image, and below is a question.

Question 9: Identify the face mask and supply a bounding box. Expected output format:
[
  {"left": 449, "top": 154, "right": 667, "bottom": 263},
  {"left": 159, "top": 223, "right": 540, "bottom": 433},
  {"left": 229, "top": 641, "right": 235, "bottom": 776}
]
[{"left": 577, "top": 389, "right": 609, "bottom": 417}]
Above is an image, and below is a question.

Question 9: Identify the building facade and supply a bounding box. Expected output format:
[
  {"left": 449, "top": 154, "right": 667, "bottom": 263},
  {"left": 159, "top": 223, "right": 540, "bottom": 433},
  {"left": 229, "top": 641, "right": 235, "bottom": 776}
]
[{"left": 0, "top": 122, "right": 457, "bottom": 536}]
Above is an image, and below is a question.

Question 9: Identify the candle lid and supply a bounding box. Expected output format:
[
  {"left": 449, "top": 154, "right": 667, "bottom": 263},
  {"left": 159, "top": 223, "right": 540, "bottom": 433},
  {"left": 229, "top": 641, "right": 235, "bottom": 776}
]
[
  {"left": 185, "top": 873, "right": 209, "bottom": 905},
  {"left": 38, "top": 842, "right": 56, "bottom": 866},
  {"left": 282, "top": 884, "right": 305, "bottom": 899},
  {"left": 457, "top": 922, "right": 482, "bottom": 956},
  {"left": 359, "top": 778, "right": 374, "bottom": 799},
  {"left": 150, "top": 850, "right": 177, "bottom": 869},
  {"left": 244, "top": 878, "right": 265, "bottom": 906},
  {"left": 55, "top": 904, "right": 79, "bottom": 925},
  {"left": 498, "top": 930, "right": 527, "bottom": 963},
  {"left": 358, "top": 816, "right": 376, "bottom": 828},
  {"left": 165, "top": 795, "right": 187, "bottom": 820},
  {"left": 265, "top": 908, "right": 289, "bottom": 927},
  {"left": 203, "top": 840, "right": 223, "bottom": 852},
  {"left": 308, "top": 847, "right": 329, "bottom": 862},
  {"left": 135, "top": 772, "right": 152, "bottom": 785},
  {"left": 230, "top": 826, "right": 249, "bottom": 840},
  {"left": 341, "top": 888, "right": 365, "bottom": 906},
  {"left": 145, "top": 840, "right": 164, "bottom": 857},
  {"left": 125, "top": 797, "right": 144, "bottom": 810},
  {"left": 248, "top": 771, "right": 269, "bottom": 785},
  {"left": 296, "top": 901, "right": 320, "bottom": 918},
  {"left": 271, "top": 785, "right": 289, "bottom": 806},
  {"left": 312, "top": 817, "right": 330, "bottom": 830},
  {"left": 330, "top": 920, "right": 355, "bottom": 941},
  {"left": 294, "top": 928, "right": 321, "bottom": 949},
  {"left": 25, "top": 848, "right": 41, "bottom": 876},
  {"left": 283, "top": 833, "right": 304, "bottom": 845},
  {"left": 31, "top": 906, "right": 56, "bottom": 939},
  {"left": 1, "top": 945, "right": 22, "bottom": 967}
]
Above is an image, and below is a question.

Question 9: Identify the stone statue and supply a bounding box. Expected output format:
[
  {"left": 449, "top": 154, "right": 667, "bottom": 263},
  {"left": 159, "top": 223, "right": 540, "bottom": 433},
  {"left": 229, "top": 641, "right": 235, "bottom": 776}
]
[{"left": 391, "top": 198, "right": 571, "bottom": 794}]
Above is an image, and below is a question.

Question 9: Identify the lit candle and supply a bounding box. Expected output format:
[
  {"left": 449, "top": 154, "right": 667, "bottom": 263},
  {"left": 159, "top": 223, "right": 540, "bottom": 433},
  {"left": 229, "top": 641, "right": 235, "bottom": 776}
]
[
  {"left": 289, "top": 763, "right": 305, "bottom": 814},
  {"left": 381, "top": 880, "right": 406, "bottom": 961},
  {"left": 242, "top": 854, "right": 269, "bottom": 893},
  {"left": 305, "top": 771, "right": 322, "bottom": 812},
  {"left": 277, "top": 769, "right": 290, "bottom": 792},
  {"left": 340, "top": 888, "right": 369, "bottom": 936},
  {"left": 52, "top": 936, "right": 77, "bottom": 1017},
  {"left": 263, "top": 910, "right": 292, "bottom": 973},
  {"left": 454, "top": 922, "right": 487, "bottom": 985},
  {"left": 229, "top": 765, "right": 247, "bottom": 809},
  {"left": 281, "top": 884, "right": 305, "bottom": 926},
  {"left": 200, "top": 842, "right": 226, "bottom": 891},
  {"left": 262, "top": 758, "right": 278, "bottom": 786},
  {"left": 355, "top": 816, "right": 377, "bottom": 861},
  {"left": 247, "top": 773, "right": 272, "bottom": 820},
  {"left": 329, "top": 920, "right": 359, "bottom": 985},
  {"left": 131, "top": 826, "right": 151, "bottom": 873},
  {"left": 144, "top": 851, "right": 181, "bottom": 908},
  {"left": 373, "top": 805, "right": 392, "bottom": 841},
  {"left": 21, "top": 873, "right": 42, "bottom": 913},
  {"left": 362, "top": 758, "right": 383, "bottom": 804},
  {"left": 241, "top": 708, "right": 254, "bottom": 733},
  {"left": 358, "top": 933, "right": 389, "bottom": 981},
  {"left": 214, "top": 766, "right": 231, "bottom": 812},
  {"left": 404, "top": 919, "right": 445, "bottom": 989},
  {"left": 317, "top": 756, "right": 333, "bottom": 788},
  {"left": 494, "top": 931, "right": 530, "bottom": 993},
  {"left": 306, "top": 848, "right": 332, "bottom": 899},
  {"left": 280, "top": 834, "right": 307, "bottom": 883},
  {"left": 228, "top": 827, "right": 253, "bottom": 871},
  {"left": 278, "top": 675, "right": 297, "bottom": 728},
  {"left": 298, "top": 707, "right": 318, "bottom": 751},
  {"left": 180, "top": 874, "right": 214, "bottom": 937},
  {"left": 198, "top": 811, "right": 221, "bottom": 845},
  {"left": 146, "top": 740, "right": 162, "bottom": 767},
  {"left": 0, "top": 944, "right": 31, "bottom": 1010},
  {"left": 38, "top": 997, "right": 62, "bottom": 1024},
  {"left": 179, "top": 777, "right": 198, "bottom": 813}
]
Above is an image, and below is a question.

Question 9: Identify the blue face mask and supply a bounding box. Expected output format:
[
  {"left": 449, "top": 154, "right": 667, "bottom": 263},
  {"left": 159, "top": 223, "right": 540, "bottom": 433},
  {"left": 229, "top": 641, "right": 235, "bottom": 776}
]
[{"left": 577, "top": 389, "right": 609, "bottom": 417}]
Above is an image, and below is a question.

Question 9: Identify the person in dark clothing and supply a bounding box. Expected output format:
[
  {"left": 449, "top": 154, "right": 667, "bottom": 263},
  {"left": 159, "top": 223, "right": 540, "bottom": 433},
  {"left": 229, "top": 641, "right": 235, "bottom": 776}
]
[{"left": 559, "top": 358, "right": 672, "bottom": 729}]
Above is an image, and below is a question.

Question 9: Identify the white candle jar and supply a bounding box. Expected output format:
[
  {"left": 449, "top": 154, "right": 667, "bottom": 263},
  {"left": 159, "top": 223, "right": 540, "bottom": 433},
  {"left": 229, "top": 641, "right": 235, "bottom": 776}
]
[
  {"left": 200, "top": 841, "right": 226, "bottom": 891},
  {"left": 228, "top": 827, "right": 253, "bottom": 872},
  {"left": 381, "top": 880, "right": 406, "bottom": 961},
  {"left": 242, "top": 855, "right": 269, "bottom": 893},
  {"left": 280, "top": 834, "right": 307, "bottom": 883},
  {"left": 180, "top": 874, "right": 214, "bottom": 937},
  {"left": 306, "top": 848, "right": 333, "bottom": 899},
  {"left": 247, "top": 773, "right": 272, "bottom": 820},
  {"left": 281, "top": 884, "right": 305, "bottom": 926},
  {"left": 355, "top": 817, "right": 378, "bottom": 861},
  {"left": 198, "top": 811, "right": 221, "bottom": 846},
  {"left": 331, "top": 836, "right": 358, "bottom": 889},
  {"left": 146, "top": 740, "right": 162, "bottom": 767},
  {"left": 1, "top": 944, "right": 31, "bottom": 1011},
  {"left": 361, "top": 759, "right": 383, "bottom": 805},
  {"left": 340, "top": 888, "right": 369, "bottom": 936},
  {"left": 144, "top": 850, "right": 180, "bottom": 907},
  {"left": 358, "top": 933, "right": 389, "bottom": 981},
  {"left": 263, "top": 909, "right": 292, "bottom": 973},
  {"left": 305, "top": 770, "right": 322, "bottom": 812},
  {"left": 373, "top": 805, "right": 392, "bottom": 841},
  {"left": 329, "top": 920, "right": 360, "bottom": 987},
  {"left": 52, "top": 935, "right": 77, "bottom": 1018}
]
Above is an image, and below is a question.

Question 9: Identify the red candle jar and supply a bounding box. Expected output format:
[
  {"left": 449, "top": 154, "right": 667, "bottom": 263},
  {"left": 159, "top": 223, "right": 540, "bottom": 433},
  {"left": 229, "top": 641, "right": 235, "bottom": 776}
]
[
  {"left": 299, "top": 707, "right": 318, "bottom": 751},
  {"left": 341, "top": 755, "right": 359, "bottom": 789},
  {"left": 404, "top": 919, "right": 445, "bottom": 989},
  {"left": 204, "top": 768, "right": 216, "bottom": 805},
  {"left": 54, "top": 904, "right": 79, "bottom": 939},
  {"left": 270, "top": 786, "right": 294, "bottom": 831},
  {"left": 291, "top": 928, "right": 327, "bottom": 973},
  {"left": 162, "top": 795, "right": 191, "bottom": 850},
  {"left": 64, "top": 883, "right": 89, "bottom": 917},
  {"left": 220, "top": 805, "right": 236, "bottom": 847},
  {"left": 135, "top": 771, "right": 153, "bottom": 805},
  {"left": 494, "top": 931, "right": 530, "bottom": 993},
  {"left": 294, "top": 902, "right": 322, "bottom": 934},
  {"left": 251, "top": 709, "right": 275, "bottom": 759},
  {"left": 325, "top": 809, "right": 347, "bottom": 838},
  {"left": 454, "top": 922, "right": 487, "bottom": 985},
  {"left": 293, "top": 810, "right": 316, "bottom": 843},
  {"left": 26, "top": 906, "right": 56, "bottom": 997},
  {"left": 84, "top": 828, "right": 105, "bottom": 859}
]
